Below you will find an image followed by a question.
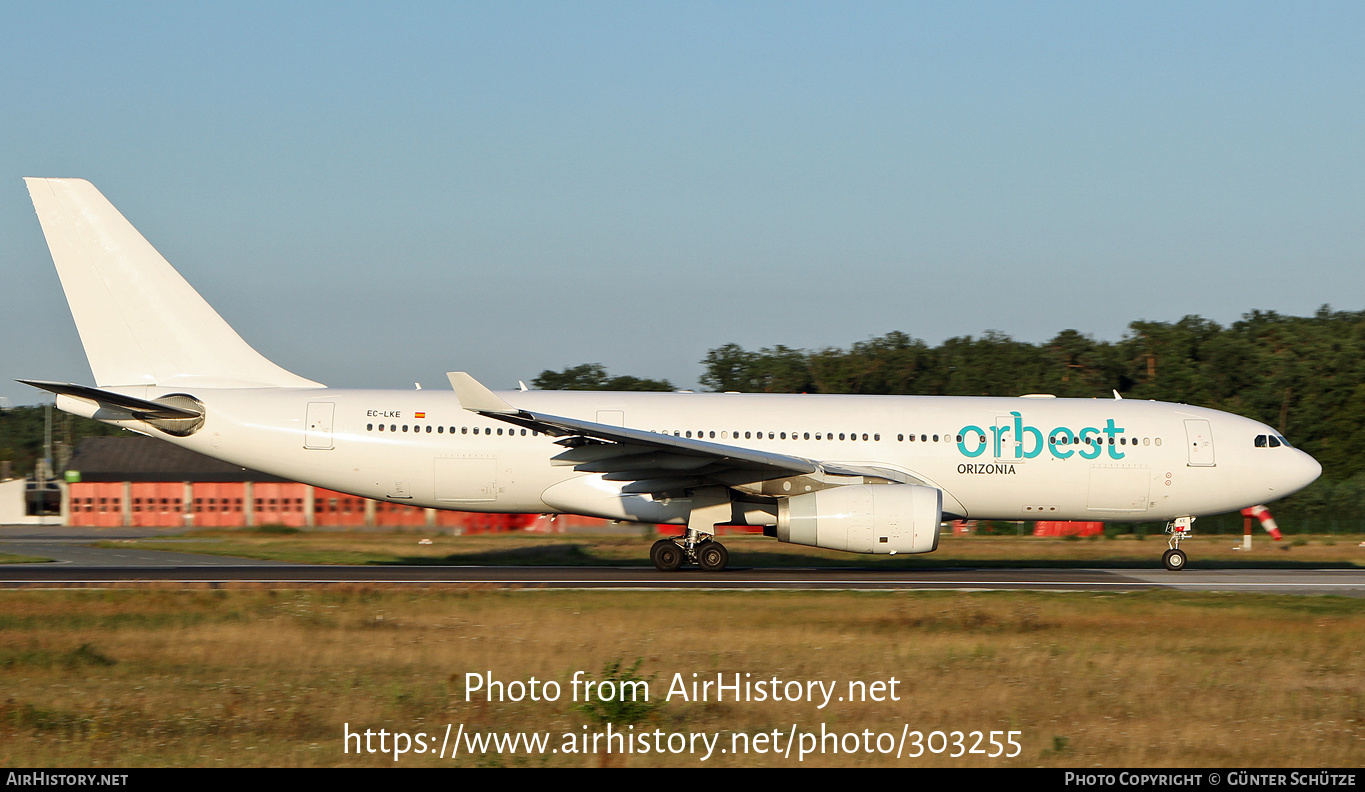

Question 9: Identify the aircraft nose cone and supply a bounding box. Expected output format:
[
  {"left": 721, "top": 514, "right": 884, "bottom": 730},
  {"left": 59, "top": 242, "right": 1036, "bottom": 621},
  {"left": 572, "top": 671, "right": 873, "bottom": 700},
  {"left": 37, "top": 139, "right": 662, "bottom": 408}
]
[{"left": 1283, "top": 450, "right": 1322, "bottom": 495}]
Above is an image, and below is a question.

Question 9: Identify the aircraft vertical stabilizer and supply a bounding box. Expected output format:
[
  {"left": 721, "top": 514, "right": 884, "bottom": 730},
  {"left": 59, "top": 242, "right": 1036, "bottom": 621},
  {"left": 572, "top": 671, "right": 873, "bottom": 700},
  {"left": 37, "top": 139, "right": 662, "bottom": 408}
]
[{"left": 24, "top": 178, "right": 321, "bottom": 390}]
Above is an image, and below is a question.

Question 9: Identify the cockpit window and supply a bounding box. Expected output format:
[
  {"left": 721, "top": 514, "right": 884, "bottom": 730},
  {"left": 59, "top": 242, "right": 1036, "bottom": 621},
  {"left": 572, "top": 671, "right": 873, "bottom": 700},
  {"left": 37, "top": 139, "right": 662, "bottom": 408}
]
[
  {"left": 1278, "top": 435, "right": 1293, "bottom": 448},
  {"left": 1255, "top": 435, "right": 1267, "bottom": 447},
  {"left": 1268, "top": 435, "right": 1281, "bottom": 448}
]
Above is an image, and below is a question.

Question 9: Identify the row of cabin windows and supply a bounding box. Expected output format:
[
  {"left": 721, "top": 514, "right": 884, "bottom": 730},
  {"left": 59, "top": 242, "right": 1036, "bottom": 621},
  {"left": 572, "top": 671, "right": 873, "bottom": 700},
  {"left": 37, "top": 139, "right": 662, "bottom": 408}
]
[
  {"left": 362, "top": 422, "right": 1162, "bottom": 448},
  {"left": 1047, "top": 435, "right": 1160, "bottom": 446},
  {"left": 666, "top": 430, "right": 1160, "bottom": 447},
  {"left": 672, "top": 430, "right": 883, "bottom": 441},
  {"left": 367, "top": 423, "right": 537, "bottom": 436}
]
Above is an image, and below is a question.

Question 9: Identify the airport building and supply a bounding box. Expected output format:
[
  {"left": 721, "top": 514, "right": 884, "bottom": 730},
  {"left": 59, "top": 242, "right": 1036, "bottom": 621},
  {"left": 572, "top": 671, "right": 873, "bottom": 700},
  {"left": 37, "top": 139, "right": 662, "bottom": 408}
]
[{"left": 51, "top": 436, "right": 563, "bottom": 532}]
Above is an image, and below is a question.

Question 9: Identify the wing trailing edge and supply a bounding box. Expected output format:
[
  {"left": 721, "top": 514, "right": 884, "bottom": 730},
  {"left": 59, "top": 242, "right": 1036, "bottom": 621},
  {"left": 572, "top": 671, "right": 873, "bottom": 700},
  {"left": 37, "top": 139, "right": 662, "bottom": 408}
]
[{"left": 445, "top": 372, "right": 912, "bottom": 495}]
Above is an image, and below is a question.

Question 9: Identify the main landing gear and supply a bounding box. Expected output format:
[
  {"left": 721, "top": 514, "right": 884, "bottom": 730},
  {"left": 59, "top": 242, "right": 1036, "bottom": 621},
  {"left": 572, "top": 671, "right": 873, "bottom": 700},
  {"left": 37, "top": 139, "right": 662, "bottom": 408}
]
[
  {"left": 1162, "top": 516, "right": 1194, "bottom": 571},
  {"left": 650, "top": 536, "right": 729, "bottom": 572},
  {"left": 652, "top": 492, "right": 734, "bottom": 572}
]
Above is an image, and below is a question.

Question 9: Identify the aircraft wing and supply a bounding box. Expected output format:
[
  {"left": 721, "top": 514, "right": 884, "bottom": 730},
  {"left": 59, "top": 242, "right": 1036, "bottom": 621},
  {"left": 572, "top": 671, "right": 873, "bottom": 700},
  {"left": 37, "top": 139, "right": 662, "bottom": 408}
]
[{"left": 447, "top": 372, "right": 899, "bottom": 495}]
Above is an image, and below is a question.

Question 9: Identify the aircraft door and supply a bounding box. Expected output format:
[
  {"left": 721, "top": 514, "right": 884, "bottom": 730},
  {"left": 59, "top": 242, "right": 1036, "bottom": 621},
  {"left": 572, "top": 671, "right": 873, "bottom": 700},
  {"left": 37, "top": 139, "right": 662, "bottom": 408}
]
[
  {"left": 994, "top": 416, "right": 1020, "bottom": 461},
  {"left": 304, "top": 403, "right": 335, "bottom": 449},
  {"left": 1184, "top": 420, "right": 1215, "bottom": 466}
]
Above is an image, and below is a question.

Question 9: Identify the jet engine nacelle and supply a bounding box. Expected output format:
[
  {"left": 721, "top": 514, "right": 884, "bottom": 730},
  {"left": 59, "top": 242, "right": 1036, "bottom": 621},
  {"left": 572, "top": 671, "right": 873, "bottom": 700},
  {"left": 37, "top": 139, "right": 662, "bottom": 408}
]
[{"left": 776, "top": 484, "right": 942, "bottom": 555}]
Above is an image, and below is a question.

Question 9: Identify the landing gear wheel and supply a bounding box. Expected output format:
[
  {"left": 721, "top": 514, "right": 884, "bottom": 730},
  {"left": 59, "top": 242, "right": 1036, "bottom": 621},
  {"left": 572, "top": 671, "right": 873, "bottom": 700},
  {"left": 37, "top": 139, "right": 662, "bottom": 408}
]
[
  {"left": 697, "top": 541, "right": 729, "bottom": 572},
  {"left": 651, "top": 539, "right": 684, "bottom": 572},
  {"left": 1163, "top": 516, "right": 1194, "bottom": 572}
]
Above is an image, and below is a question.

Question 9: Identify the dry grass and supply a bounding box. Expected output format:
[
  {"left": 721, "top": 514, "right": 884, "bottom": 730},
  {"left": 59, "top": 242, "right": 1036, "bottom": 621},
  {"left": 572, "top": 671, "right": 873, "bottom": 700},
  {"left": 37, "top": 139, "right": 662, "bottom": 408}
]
[
  {"left": 98, "top": 530, "right": 1365, "bottom": 569},
  {"left": 0, "top": 588, "right": 1360, "bottom": 767}
]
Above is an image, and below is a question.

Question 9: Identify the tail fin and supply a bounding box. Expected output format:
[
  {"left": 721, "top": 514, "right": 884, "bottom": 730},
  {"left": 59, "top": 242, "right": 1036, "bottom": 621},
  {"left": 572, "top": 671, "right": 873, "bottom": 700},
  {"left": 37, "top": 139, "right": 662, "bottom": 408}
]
[{"left": 24, "top": 178, "right": 322, "bottom": 389}]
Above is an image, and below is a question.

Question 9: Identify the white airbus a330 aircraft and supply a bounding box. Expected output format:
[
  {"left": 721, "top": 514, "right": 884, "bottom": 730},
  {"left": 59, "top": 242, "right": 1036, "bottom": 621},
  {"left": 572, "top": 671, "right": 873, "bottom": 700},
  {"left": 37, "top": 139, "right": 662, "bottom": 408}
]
[{"left": 20, "top": 179, "right": 1322, "bottom": 572}]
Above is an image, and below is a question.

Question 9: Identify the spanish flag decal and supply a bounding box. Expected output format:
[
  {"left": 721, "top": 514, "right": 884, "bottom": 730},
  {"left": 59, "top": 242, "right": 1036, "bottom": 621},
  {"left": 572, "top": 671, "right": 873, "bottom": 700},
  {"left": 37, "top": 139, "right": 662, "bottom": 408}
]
[{"left": 415, "top": 412, "right": 426, "bottom": 419}]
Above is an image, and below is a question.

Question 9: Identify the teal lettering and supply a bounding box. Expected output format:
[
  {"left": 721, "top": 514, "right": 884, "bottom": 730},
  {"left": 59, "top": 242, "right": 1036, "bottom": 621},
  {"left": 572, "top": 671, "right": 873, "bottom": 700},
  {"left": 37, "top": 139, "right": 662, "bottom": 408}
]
[
  {"left": 1013, "top": 412, "right": 1044, "bottom": 459},
  {"left": 956, "top": 415, "right": 1128, "bottom": 463},
  {"left": 1078, "top": 427, "right": 1101, "bottom": 460},
  {"left": 958, "top": 425, "right": 986, "bottom": 458}
]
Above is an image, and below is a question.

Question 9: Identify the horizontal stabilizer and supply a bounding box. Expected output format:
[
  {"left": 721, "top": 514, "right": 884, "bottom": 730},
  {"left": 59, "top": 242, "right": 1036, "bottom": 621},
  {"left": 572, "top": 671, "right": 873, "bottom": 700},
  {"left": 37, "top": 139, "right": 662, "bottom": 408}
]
[{"left": 17, "top": 380, "right": 203, "bottom": 419}]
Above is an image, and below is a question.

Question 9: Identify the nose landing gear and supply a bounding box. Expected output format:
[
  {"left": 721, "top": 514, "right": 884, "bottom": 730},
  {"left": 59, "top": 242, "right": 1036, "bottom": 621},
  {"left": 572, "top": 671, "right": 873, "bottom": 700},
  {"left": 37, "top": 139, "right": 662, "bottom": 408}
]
[{"left": 1163, "top": 516, "right": 1194, "bottom": 571}]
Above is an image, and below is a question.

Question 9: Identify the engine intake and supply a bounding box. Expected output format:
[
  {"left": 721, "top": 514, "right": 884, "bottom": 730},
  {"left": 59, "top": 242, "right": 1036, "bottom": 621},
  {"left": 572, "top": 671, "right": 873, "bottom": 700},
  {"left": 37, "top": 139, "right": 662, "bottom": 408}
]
[{"left": 776, "top": 484, "right": 942, "bottom": 555}]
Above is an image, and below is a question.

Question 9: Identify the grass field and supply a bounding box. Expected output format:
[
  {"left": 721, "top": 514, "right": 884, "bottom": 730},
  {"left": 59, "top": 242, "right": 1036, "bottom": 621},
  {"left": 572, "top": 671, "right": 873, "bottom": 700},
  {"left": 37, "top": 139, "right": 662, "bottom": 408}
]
[
  {"left": 4, "top": 530, "right": 1361, "bottom": 767},
  {"left": 0, "top": 587, "right": 1360, "bottom": 767},
  {"left": 0, "top": 553, "right": 50, "bottom": 565},
  {"left": 88, "top": 529, "right": 1365, "bottom": 569}
]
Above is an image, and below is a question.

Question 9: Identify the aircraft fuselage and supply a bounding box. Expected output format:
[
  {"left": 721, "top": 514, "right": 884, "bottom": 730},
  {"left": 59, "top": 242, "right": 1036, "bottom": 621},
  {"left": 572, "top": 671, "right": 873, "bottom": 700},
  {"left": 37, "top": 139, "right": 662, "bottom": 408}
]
[{"left": 60, "top": 387, "right": 1322, "bottom": 526}]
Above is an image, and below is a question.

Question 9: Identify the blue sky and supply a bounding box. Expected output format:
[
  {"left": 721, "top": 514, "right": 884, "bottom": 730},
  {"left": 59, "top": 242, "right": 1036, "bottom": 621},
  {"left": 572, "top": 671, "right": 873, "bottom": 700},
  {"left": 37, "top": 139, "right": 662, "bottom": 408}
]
[{"left": 2, "top": 2, "right": 1362, "bottom": 404}]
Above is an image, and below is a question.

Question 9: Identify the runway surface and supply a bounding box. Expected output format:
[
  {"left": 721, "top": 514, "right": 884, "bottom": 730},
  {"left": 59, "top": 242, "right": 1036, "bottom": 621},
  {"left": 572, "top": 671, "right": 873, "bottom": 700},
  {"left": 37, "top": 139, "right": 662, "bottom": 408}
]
[{"left": 2, "top": 536, "right": 1362, "bottom": 594}]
